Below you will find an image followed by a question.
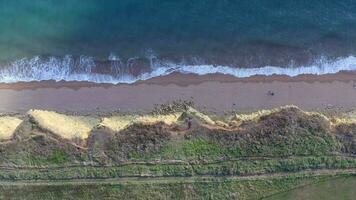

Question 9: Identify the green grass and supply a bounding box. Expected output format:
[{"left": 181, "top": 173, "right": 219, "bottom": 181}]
[
  {"left": 127, "top": 136, "right": 339, "bottom": 162},
  {"left": 0, "top": 156, "right": 354, "bottom": 181},
  {"left": 264, "top": 175, "right": 356, "bottom": 200},
  {"left": 8, "top": 149, "right": 71, "bottom": 166},
  {"left": 47, "top": 150, "right": 70, "bottom": 165},
  {"left": 0, "top": 174, "right": 329, "bottom": 200},
  {"left": 0, "top": 107, "right": 355, "bottom": 199}
]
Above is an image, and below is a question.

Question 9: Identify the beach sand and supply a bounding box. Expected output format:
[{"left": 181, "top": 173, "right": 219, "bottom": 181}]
[{"left": 0, "top": 72, "right": 356, "bottom": 114}]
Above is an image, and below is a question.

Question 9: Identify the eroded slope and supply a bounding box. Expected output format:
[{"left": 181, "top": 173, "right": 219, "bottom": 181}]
[{"left": 0, "top": 105, "right": 356, "bottom": 166}]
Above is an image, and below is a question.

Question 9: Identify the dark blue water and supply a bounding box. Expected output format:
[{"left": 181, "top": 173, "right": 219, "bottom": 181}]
[{"left": 1, "top": 0, "right": 356, "bottom": 83}]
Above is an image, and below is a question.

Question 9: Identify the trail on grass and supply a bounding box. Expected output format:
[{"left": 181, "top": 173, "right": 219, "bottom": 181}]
[{"left": 0, "top": 168, "right": 355, "bottom": 186}]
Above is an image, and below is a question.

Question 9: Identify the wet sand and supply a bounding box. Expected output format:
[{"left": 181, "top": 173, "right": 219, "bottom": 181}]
[{"left": 0, "top": 72, "right": 356, "bottom": 114}]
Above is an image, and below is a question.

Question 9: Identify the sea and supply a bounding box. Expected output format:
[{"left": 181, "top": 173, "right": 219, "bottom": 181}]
[{"left": 1, "top": 0, "right": 356, "bottom": 83}]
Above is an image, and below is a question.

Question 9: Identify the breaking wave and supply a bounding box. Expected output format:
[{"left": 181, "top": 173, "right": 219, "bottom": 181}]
[{"left": 0, "top": 55, "right": 356, "bottom": 84}]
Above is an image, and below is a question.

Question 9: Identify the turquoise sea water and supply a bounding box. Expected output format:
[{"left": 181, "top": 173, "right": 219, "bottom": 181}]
[{"left": 1, "top": 0, "right": 356, "bottom": 83}]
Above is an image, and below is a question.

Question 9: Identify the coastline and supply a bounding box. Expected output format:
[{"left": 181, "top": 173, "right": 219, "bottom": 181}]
[{"left": 0, "top": 72, "right": 355, "bottom": 114}]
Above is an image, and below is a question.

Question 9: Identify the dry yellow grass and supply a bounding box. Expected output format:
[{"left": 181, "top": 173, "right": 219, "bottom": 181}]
[
  {"left": 331, "top": 117, "right": 356, "bottom": 125},
  {"left": 136, "top": 113, "right": 182, "bottom": 125},
  {"left": 184, "top": 107, "right": 216, "bottom": 125},
  {"left": 233, "top": 109, "right": 273, "bottom": 121},
  {"left": 232, "top": 105, "right": 318, "bottom": 122},
  {"left": 20, "top": 105, "right": 343, "bottom": 141},
  {"left": 0, "top": 117, "right": 22, "bottom": 141},
  {"left": 100, "top": 115, "right": 136, "bottom": 132},
  {"left": 331, "top": 110, "right": 356, "bottom": 125},
  {"left": 28, "top": 110, "right": 99, "bottom": 140},
  {"left": 100, "top": 113, "right": 182, "bottom": 132}
]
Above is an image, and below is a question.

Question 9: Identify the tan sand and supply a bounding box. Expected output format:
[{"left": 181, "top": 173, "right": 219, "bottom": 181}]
[
  {"left": 0, "top": 72, "right": 356, "bottom": 114},
  {"left": 28, "top": 110, "right": 100, "bottom": 140},
  {"left": 0, "top": 117, "right": 22, "bottom": 141},
  {"left": 100, "top": 113, "right": 182, "bottom": 132},
  {"left": 181, "top": 107, "right": 216, "bottom": 125},
  {"left": 0, "top": 105, "right": 354, "bottom": 143}
]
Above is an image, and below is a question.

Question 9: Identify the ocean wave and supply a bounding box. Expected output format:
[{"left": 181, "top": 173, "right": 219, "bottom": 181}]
[{"left": 0, "top": 55, "right": 356, "bottom": 84}]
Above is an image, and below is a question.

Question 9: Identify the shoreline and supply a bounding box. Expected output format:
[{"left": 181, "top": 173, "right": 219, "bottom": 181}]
[
  {"left": 1, "top": 71, "right": 356, "bottom": 90},
  {"left": 0, "top": 72, "right": 355, "bottom": 114}
]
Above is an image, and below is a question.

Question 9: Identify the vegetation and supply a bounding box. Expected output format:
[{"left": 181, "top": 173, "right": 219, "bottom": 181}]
[
  {"left": 0, "top": 174, "right": 332, "bottom": 200},
  {"left": 265, "top": 175, "right": 356, "bottom": 200},
  {"left": 1, "top": 105, "right": 356, "bottom": 199}
]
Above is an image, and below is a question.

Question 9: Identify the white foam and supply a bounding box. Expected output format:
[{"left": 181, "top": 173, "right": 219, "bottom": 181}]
[
  {"left": 0, "top": 55, "right": 356, "bottom": 84},
  {"left": 178, "top": 56, "right": 356, "bottom": 77}
]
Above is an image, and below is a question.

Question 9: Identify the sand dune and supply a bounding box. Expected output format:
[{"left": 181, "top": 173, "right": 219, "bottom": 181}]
[
  {"left": 0, "top": 105, "right": 352, "bottom": 146},
  {"left": 0, "top": 116, "right": 22, "bottom": 141},
  {"left": 28, "top": 110, "right": 99, "bottom": 140},
  {"left": 99, "top": 111, "right": 208, "bottom": 132}
]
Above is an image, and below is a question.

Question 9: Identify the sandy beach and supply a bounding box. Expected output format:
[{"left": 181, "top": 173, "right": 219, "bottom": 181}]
[{"left": 0, "top": 72, "right": 356, "bottom": 114}]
